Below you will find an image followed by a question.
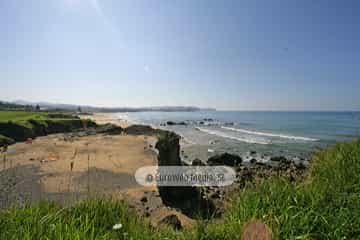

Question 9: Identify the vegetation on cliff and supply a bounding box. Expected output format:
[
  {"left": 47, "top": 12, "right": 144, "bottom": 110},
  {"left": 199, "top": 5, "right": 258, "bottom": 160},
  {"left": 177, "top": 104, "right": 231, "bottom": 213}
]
[{"left": 0, "top": 111, "right": 96, "bottom": 146}]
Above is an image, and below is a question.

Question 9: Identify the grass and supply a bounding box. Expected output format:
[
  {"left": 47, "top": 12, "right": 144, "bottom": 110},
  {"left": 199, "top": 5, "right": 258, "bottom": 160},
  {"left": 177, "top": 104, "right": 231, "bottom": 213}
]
[
  {"left": 0, "top": 111, "right": 49, "bottom": 122},
  {"left": 0, "top": 139, "right": 359, "bottom": 239},
  {"left": 0, "top": 199, "right": 158, "bottom": 240},
  {"left": 0, "top": 110, "right": 96, "bottom": 146},
  {"left": 216, "top": 139, "right": 360, "bottom": 239}
]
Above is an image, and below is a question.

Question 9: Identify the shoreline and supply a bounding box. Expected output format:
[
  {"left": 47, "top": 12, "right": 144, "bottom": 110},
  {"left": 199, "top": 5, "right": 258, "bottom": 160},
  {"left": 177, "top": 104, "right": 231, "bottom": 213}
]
[
  {"left": 79, "top": 112, "right": 132, "bottom": 128},
  {"left": 85, "top": 113, "right": 312, "bottom": 166}
]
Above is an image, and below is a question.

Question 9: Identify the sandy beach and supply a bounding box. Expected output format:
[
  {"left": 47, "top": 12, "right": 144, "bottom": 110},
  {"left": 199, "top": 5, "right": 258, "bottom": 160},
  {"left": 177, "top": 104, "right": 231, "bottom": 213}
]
[
  {"left": 79, "top": 113, "right": 131, "bottom": 128},
  {"left": 1, "top": 113, "right": 154, "bottom": 204},
  {"left": 1, "top": 130, "right": 157, "bottom": 204},
  {"left": 0, "top": 113, "right": 195, "bottom": 228}
]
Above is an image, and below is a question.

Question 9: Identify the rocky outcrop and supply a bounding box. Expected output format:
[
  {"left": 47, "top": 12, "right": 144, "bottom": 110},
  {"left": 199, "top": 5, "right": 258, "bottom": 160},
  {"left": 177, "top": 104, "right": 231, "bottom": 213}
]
[
  {"left": 0, "top": 119, "right": 97, "bottom": 145},
  {"left": 155, "top": 131, "right": 181, "bottom": 166},
  {"left": 165, "top": 121, "right": 187, "bottom": 126},
  {"left": 155, "top": 131, "right": 216, "bottom": 218},
  {"left": 124, "top": 125, "right": 158, "bottom": 135},
  {"left": 192, "top": 158, "right": 206, "bottom": 166},
  {"left": 270, "top": 156, "right": 288, "bottom": 163},
  {"left": 207, "top": 153, "right": 242, "bottom": 166},
  {"left": 95, "top": 123, "right": 123, "bottom": 135}
]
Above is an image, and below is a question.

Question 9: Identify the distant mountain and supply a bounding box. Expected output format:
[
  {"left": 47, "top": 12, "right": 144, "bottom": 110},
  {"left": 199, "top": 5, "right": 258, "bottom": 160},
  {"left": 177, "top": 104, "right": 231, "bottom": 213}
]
[
  {"left": 11, "top": 100, "right": 216, "bottom": 112},
  {"left": 0, "top": 100, "right": 26, "bottom": 110}
]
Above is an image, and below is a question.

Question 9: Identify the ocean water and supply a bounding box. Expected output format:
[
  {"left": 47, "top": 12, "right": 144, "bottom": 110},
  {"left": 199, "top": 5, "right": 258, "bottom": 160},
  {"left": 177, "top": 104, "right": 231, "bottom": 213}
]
[{"left": 115, "top": 111, "right": 360, "bottom": 161}]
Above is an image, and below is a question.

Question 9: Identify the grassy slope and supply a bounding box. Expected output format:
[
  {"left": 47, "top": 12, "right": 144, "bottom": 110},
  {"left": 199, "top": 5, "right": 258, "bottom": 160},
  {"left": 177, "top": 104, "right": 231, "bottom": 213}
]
[
  {"left": 0, "top": 141, "right": 359, "bottom": 239},
  {"left": 0, "top": 111, "right": 95, "bottom": 145},
  {"left": 0, "top": 111, "right": 49, "bottom": 121}
]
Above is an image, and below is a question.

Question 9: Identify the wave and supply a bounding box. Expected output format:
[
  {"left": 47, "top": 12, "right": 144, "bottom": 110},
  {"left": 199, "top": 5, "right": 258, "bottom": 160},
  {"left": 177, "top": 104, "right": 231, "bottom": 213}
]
[
  {"left": 221, "top": 126, "right": 318, "bottom": 141},
  {"left": 195, "top": 127, "right": 270, "bottom": 145}
]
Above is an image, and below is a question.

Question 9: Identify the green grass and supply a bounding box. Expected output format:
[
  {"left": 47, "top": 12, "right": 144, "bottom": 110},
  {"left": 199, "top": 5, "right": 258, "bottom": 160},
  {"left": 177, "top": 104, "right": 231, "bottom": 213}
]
[
  {"left": 0, "top": 110, "right": 96, "bottom": 146},
  {"left": 0, "top": 140, "right": 359, "bottom": 239},
  {"left": 0, "top": 111, "right": 80, "bottom": 123},
  {"left": 0, "top": 111, "right": 49, "bottom": 122},
  {"left": 0, "top": 199, "right": 158, "bottom": 240},
  {"left": 214, "top": 139, "right": 360, "bottom": 239}
]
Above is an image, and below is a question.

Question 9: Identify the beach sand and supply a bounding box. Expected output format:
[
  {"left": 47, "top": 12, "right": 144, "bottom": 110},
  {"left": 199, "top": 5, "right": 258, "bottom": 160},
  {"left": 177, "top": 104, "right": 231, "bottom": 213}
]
[
  {"left": 0, "top": 112, "right": 195, "bottom": 228},
  {"left": 0, "top": 132, "right": 157, "bottom": 206},
  {"left": 79, "top": 112, "right": 131, "bottom": 128}
]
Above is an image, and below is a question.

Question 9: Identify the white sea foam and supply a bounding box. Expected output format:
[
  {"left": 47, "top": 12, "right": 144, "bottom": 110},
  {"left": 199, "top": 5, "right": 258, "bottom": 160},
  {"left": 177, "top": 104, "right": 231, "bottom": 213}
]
[
  {"left": 221, "top": 126, "right": 318, "bottom": 141},
  {"left": 195, "top": 127, "right": 270, "bottom": 145}
]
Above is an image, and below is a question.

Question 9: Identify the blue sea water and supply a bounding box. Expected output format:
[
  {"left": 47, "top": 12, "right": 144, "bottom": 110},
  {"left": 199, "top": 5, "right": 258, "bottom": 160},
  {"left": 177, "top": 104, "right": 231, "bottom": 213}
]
[{"left": 116, "top": 111, "right": 360, "bottom": 161}]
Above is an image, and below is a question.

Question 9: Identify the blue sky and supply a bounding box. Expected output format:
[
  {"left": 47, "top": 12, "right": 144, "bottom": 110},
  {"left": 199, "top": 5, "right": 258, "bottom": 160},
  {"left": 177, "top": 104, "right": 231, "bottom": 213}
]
[{"left": 1, "top": 0, "right": 359, "bottom": 110}]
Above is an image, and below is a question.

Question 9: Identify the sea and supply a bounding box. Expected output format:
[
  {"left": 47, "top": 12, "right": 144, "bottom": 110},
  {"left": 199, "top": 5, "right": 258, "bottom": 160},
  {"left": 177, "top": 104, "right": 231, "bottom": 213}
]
[{"left": 115, "top": 111, "right": 360, "bottom": 162}]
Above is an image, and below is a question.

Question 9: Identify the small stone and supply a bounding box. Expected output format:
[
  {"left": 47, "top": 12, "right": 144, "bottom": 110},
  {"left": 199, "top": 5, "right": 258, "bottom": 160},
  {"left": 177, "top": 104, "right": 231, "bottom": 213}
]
[
  {"left": 159, "top": 214, "right": 182, "bottom": 230},
  {"left": 140, "top": 196, "right": 147, "bottom": 203}
]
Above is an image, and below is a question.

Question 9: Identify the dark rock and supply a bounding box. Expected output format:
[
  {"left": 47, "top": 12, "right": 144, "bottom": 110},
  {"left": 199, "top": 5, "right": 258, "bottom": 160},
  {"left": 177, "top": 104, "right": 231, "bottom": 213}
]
[
  {"left": 140, "top": 196, "right": 147, "bottom": 203},
  {"left": 155, "top": 131, "right": 216, "bottom": 218},
  {"left": 159, "top": 214, "right": 182, "bottom": 230},
  {"left": 166, "top": 121, "right": 176, "bottom": 126},
  {"left": 166, "top": 121, "right": 187, "bottom": 126},
  {"left": 278, "top": 157, "right": 292, "bottom": 170},
  {"left": 255, "top": 161, "right": 266, "bottom": 166},
  {"left": 270, "top": 156, "right": 287, "bottom": 162},
  {"left": 96, "top": 123, "right": 123, "bottom": 135},
  {"left": 210, "top": 191, "right": 220, "bottom": 199},
  {"left": 208, "top": 153, "right": 242, "bottom": 166},
  {"left": 192, "top": 158, "right": 206, "bottom": 166},
  {"left": 250, "top": 158, "right": 257, "bottom": 164},
  {"left": 155, "top": 131, "right": 181, "bottom": 166},
  {"left": 124, "top": 125, "right": 157, "bottom": 135},
  {"left": 250, "top": 151, "right": 257, "bottom": 155},
  {"left": 295, "top": 162, "right": 307, "bottom": 170}
]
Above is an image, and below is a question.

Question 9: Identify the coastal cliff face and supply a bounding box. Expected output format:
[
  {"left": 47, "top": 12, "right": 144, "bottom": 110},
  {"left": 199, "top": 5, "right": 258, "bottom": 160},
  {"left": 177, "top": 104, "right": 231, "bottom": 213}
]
[
  {"left": 155, "top": 131, "right": 215, "bottom": 218},
  {"left": 155, "top": 131, "right": 181, "bottom": 166},
  {"left": 0, "top": 119, "right": 97, "bottom": 145}
]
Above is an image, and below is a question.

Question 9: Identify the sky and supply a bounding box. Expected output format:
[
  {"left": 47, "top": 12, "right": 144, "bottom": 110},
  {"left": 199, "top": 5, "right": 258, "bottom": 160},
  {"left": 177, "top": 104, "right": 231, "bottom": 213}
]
[{"left": 1, "top": 0, "right": 360, "bottom": 110}]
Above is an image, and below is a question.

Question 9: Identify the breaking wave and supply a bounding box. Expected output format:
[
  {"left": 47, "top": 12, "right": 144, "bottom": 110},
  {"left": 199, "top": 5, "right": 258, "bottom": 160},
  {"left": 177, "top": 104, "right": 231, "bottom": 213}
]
[
  {"left": 195, "top": 127, "right": 270, "bottom": 145},
  {"left": 221, "top": 126, "right": 318, "bottom": 141}
]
